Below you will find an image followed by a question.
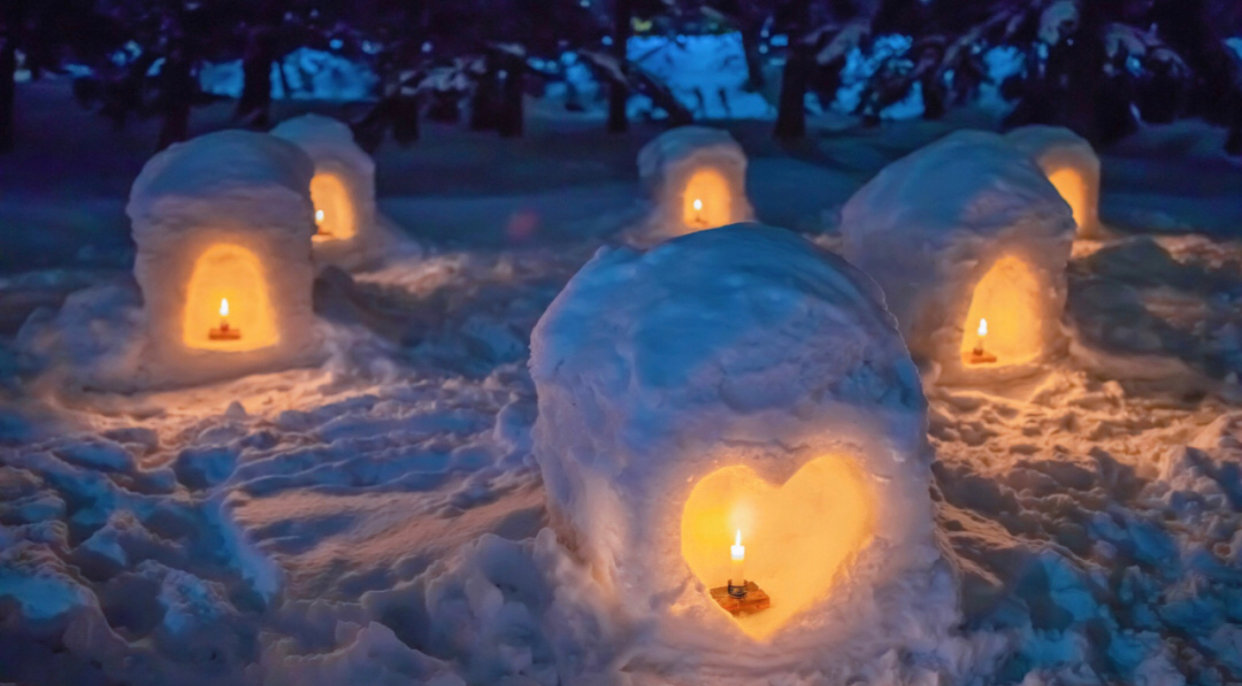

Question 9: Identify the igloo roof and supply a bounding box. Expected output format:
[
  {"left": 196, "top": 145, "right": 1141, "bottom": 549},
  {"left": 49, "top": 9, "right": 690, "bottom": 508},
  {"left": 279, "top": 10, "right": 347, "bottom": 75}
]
[
  {"left": 127, "top": 130, "right": 316, "bottom": 244},
  {"left": 842, "top": 130, "right": 1073, "bottom": 250},
  {"left": 638, "top": 126, "right": 746, "bottom": 185},
  {"left": 531, "top": 224, "right": 926, "bottom": 459},
  {"left": 270, "top": 114, "right": 375, "bottom": 179},
  {"left": 1005, "top": 125, "right": 1096, "bottom": 160}
]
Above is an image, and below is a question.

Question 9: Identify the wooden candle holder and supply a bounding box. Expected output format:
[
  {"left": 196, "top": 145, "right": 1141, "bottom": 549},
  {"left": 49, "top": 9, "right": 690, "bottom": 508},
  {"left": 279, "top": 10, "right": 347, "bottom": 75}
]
[
  {"left": 209, "top": 323, "right": 241, "bottom": 341},
  {"left": 969, "top": 348, "right": 996, "bottom": 364},
  {"left": 710, "top": 581, "right": 770, "bottom": 616}
]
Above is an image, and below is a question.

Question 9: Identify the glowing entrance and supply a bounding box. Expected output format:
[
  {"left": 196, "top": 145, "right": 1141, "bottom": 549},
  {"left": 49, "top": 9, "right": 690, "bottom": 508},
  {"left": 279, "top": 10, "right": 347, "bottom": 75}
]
[
  {"left": 680, "top": 455, "right": 874, "bottom": 639},
  {"left": 182, "top": 244, "right": 280, "bottom": 352},
  {"left": 1046, "top": 167, "right": 1088, "bottom": 232},
  {"left": 681, "top": 167, "right": 732, "bottom": 233},
  {"left": 960, "top": 255, "right": 1043, "bottom": 367},
  {"left": 310, "top": 172, "right": 356, "bottom": 242}
]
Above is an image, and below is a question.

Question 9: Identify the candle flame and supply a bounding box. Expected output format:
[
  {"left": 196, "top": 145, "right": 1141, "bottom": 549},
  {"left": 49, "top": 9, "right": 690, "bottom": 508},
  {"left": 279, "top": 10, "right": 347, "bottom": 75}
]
[
  {"left": 315, "top": 209, "right": 325, "bottom": 224},
  {"left": 219, "top": 298, "right": 230, "bottom": 317},
  {"left": 735, "top": 529, "right": 741, "bottom": 546},
  {"left": 731, "top": 528, "right": 745, "bottom": 561},
  {"left": 977, "top": 318, "right": 988, "bottom": 337},
  {"left": 693, "top": 198, "right": 703, "bottom": 211}
]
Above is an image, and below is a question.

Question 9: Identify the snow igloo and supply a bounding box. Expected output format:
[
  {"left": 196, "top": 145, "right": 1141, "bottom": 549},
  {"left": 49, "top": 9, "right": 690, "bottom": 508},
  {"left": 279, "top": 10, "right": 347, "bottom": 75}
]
[
  {"left": 841, "top": 130, "right": 1076, "bottom": 385},
  {"left": 637, "top": 126, "right": 755, "bottom": 239},
  {"left": 128, "top": 130, "right": 321, "bottom": 385},
  {"left": 530, "top": 226, "right": 953, "bottom": 674},
  {"left": 1006, "top": 125, "right": 1102, "bottom": 238},
  {"left": 271, "top": 114, "right": 384, "bottom": 267}
]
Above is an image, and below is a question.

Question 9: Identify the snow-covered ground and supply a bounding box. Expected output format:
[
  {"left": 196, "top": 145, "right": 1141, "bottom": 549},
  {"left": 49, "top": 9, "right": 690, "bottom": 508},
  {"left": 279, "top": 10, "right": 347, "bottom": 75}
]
[{"left": 3, "top": 81, "right": 1242, "bottom": 684}]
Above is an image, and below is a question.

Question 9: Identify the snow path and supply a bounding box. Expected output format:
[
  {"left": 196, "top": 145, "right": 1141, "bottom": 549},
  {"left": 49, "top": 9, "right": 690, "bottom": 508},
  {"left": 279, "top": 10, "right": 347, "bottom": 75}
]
[{"left": 3, "top": 82, "right": 1242, "bottom": 684}]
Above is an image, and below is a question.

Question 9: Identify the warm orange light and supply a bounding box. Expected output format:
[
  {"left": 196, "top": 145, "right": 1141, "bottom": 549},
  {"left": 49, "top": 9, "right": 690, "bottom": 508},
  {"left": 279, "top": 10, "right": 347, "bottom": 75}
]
[
  {"left": 960, "top": 255, "right": 1043, "bottom": 367},
  {"left": 681, "top": 455, "right": 874, "bottom": 639},
  {"left": 1047, "top": 167, "right": 1088, "bottom": 231},
  {"left": 183, "top": 243, "right": 279, "bottom": 352},
  {"left": 309, "top": 172, "right": 356, "bottom": 242},
  {"left": 681, "top": 167, "right": 732, "bottom": 233}
]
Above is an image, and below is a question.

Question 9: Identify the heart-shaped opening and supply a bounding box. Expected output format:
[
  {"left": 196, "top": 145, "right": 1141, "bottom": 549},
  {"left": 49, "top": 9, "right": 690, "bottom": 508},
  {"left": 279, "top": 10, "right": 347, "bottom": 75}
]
[{"left": 680, "top": 455, "right": 875, "bottom": 640}]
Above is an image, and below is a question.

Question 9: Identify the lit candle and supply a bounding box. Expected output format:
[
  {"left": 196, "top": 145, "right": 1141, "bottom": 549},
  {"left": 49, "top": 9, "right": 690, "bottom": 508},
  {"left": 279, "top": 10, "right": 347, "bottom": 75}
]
[
  {"left": 209, "top": 297, "right": 241, "bottom": 340},
  {"left": 729, "top": 528, "right": 745, "bottom": 592},
  {"left": 970, "top": 317, "right": 995, "bottom": 364},
  {"left": 693, "top": 198, "right": 703, "bottom": 212}
]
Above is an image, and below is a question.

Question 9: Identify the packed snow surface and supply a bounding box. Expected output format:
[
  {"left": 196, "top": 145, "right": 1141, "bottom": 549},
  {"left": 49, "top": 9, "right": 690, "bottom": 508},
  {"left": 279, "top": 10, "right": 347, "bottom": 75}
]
[
  {"left": 530, "top": 226, "right": 951, "bottom": 677},
  {"left": 3, "top": 85, "right": 1242, "bottom": 685},
  {"left": 841, "top": 129, "right": 1076, "bottom": 384}
]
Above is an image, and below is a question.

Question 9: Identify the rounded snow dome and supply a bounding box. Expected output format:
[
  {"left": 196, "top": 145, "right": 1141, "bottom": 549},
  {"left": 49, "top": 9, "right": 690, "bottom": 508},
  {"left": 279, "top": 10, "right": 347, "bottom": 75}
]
[
  {"left": 530, "top": 225, "right": 953, "bottom": 675},
  {"left": 1005, "top": 125, "right": 1102, "bottom": 238},
  {"left": 128, "top": 129, "right": 321, "bottom": 387},
  {"left": 841, "top": 130, "right": 1076, "bottom": 385},
  {"left": 129, "top": 129, "right": 316, "bottom": 244},
  {"left": 271, "top": 114, "right": 382, "bottom": 268},
  {"left": 636, "top": 126, "right": 755, "bottom": 241}
]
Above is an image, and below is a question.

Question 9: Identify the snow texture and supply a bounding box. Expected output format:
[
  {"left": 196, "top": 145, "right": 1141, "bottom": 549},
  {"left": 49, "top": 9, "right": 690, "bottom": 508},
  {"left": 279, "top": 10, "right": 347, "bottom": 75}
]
[
  {"left": 1006, "top": 125, "right": 1103, "bottom": 238},
  {"left": 627, "top": 33, "right": 774, "bottom": 121},
  {"left": 127, "top": 130, "right": 323, "bottom": 388},
  {"left": 840, "top": 130, "right": 1076, "bottom": 385},
  {"left": 5, "top": 80, "right": 1242, "bottom": 686},
  {"left": 200, "top": 48, "right": 380, "bottom": 103},
  {"left": 529, "top": 225, "right": 955, "bottom": 677},
  {"left": 634, "top": 126, "right": 755, "bottom": 241},
  {"left": 271, "top": 114, "right": 399, "bottom": 269}
]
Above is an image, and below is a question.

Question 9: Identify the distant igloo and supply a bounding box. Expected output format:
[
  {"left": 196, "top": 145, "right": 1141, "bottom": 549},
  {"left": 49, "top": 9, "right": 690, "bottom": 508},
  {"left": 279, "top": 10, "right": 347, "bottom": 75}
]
[
  {"left": 128, "top": 130, "right": 321, "bottom": 386},
  {"left": 530, "top": 226, "right": 953, "bottom": 674},
  {"left": 841, "top": 130, "right": 1076, "bottom": 384},
  {"left": 271, "top": 114, "right": 385, "bottom": 267},
  {"left": 1006, "top": 125, "right": 1102, "bottom": 238},
  {"left": 637, "top": 126, "right": 755, "bottom": 239}
]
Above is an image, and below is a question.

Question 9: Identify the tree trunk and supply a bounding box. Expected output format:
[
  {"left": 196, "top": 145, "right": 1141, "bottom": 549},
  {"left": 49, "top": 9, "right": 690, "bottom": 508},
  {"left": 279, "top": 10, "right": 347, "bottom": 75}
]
[
  {"left": 158, "top": 56, "right": 193, "bottom": 150},
  {"left": 0, "top": 36, "right": 15, "bottom": 153},
  {"left": 498, "top": 52, "right": 524, "bottom": 137},
  {"left": 470, "top": 54, "right": 500, "bottom": 131},
  {"left": 607, "top": 0, "right": 631, "bottom": 133},
  {"left": 740, "top": 24, "right": 765, "bottom": 90},
  {"left": 774, "top": 43, "right": 811, "bottom": 139},
  {"left": 774, "top": 0, "right": 811, "bottom": 140},
  {"left": 236, "top": 28, "right": 274, "bottom": 127},
  {"left": 392, "top": 91, "right": 420, "bottom": 145}
]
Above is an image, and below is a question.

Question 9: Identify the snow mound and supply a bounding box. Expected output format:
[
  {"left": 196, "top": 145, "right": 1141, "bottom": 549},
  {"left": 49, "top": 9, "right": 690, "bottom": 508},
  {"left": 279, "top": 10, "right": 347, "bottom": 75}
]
[
  {"left": 841, "top": 130, "right": 1076, "bottom": 385},
  {"left": 127, "top": 129, "right": 323, "bottom": 388},
  {"left": 271, "top": 115, "right": 405, "bottom": 269},
  {"left": 634, "top": 126, "right": 754, "bottom": 241},
  {"left": 530, "top": 225, "right": 956, "bottom": 678},
  {"left": 128, "top": 130, "right": 315, "bottom": 242},
  {"left": 1006, "top": 125, "right": 1103, "bottom": 238}
]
